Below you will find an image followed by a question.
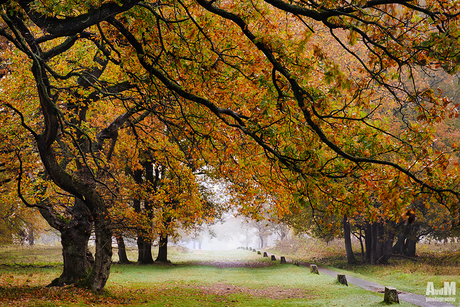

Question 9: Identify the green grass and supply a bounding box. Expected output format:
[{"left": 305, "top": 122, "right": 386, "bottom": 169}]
[
  {"left": 271, "top": 237, "right": 460, "bottom": 303},
  {"left": 325, "top": 257, "right": 460, "bottom": 300},
  {"left": 0, "top": 244, "right": 63, "bottom": 266},
  {"left": 106, "top": 253, "right": 413, "bottom": 306},
  {"left": 0, "top": 245, "right": 415, "bottom": 306}
]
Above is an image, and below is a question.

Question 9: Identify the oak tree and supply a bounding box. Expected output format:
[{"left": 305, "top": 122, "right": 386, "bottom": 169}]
[{"left": 1, "top": 0, "right": 460, "bottom": 290}]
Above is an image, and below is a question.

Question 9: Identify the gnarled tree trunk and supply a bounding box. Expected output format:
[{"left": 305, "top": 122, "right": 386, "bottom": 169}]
[
  {"left": 33, "top": 64, "right": 113, "bottom": 292},
  {"left": 5, "top": 1, "right": 136, "bottom": 292},
  {"left": 40, "top": 198, "right": 93, "bottom": 286},
  {"left": 88, "top": 208, "right": 112, "bottom": 291}
]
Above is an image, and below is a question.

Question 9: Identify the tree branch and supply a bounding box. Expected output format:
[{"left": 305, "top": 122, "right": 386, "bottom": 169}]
[{"left": 18, "top": 0, "right": 140, "bottom": 37}]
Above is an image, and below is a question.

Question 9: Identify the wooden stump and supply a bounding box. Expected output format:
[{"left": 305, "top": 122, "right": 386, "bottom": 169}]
[
  {"left": 310, "top": 264, "right": 319, "bottom": 274},
  {"left": 293, "top": 260, "right": 299, "bottom": 266},
  {"left": 257, "top": 251, "right": 261, "bottom": 255},
  {"left": 383, "top": 287, "right": 399, "bottom": 304},
  {"left": 337, "top": 274, "right": 348, "bottom": 286},
  {"left": 263, "top": 252, "right": 268, "bottom": 257},
  {"left": 271, "top": 255, "right": 276, "bottom": 261},
  {"left": 280, "top": 256, "right": 286, "bottom": 264}
]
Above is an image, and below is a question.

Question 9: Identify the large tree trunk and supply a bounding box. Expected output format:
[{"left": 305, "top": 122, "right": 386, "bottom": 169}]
[
  {"left": 404, "top": 238, "right": 417, "bottom": 257},
  {"left": 55, "top": 227, "right": 91, "bottom": 286},
  {"left": 40, "top": 198, "right": 93, "bottom": 287},
  {"left": 375, "top": 223, "right": 385, "bottom": 262},
  {"left": 36, "top": 135, "right": 112, "bottom": 291},
  {"left": 88, "top": 210, "right": 112, "bottom": 292},
  {"left": 115, "top": 233, "right": 130, "bottom": 264},
  {"left": 378, "top": 222, "right": 396, "bottom": 264},
  {"left": 133, "top": 168, "right": 155, "bottom": 265},
  {"left": 6, "top": 8, "right": 134, "bottom": 290},
  {"left": 137, "top": 236, "right": 154, "bottom": 264},
  {"left": 343, "top": 215, "right": 357, "bottom": 264},
  {"left": 392, "top": 229, "right": 408, "bottom": 255},
  {"left": 137, "top": 235, "right": 146, "bottom": 263},
  {"left": 366, "top": 222, "right": 385, "bottom": 264},
  {"left": 362, "top": 219, "right": 407, "bottom": 264},
  {"left": 403, "top": 224, "right": 418, "bottom": 257},
  {"left": 390, "top": 222, "right": 417, "bottom": 258},
  {"left": 156, "top": 234, "right": 169, "bottom": 263},
  {"left": 27, "top": 227, "right": 35, "bottom": 246}
]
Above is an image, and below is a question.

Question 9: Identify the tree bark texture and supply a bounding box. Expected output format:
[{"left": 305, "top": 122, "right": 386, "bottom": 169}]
[
  {"left": 362, "top": 220, "right": 418, "bottom": 264},
  {"left": 133, "top": 168, "right": 155, "bottom": 265},
  {"left": 310, "top": 264, "right": 319, "bottom": 274},
  {"left": 5, "top": 1, "right": 141, "bottom": 292},
  {"left": 337, "top": 274, "right": 348, "bottom": 286},
  {"left": 88, "top": 210, "right": 112, "bottom": 292},
  {"left": 42, "top": 198, "right": 93, "bottom": 286},
  {"left": 137, "top": 236, "right": 154, "bottom": 264},
  {"left": 156, "top": 234, "right": 169, "bottom": 263},
  {"left": 343, "top": 215, "right": 357, "bottom": 264},
  {"left": 384, "top": 287, "right": 399, "bottom": 304},
  {"left": 115, "top": 233, "right": 130, "bottom": 264}
]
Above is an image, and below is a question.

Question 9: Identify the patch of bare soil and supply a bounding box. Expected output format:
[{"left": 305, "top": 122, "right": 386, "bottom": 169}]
[{"left": 193, "top": 282, "right": 310, "bottom": 300}]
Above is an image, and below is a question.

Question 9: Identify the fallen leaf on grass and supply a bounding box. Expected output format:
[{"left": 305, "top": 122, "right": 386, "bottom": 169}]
[{"left": 192, "top": 282, "right": 314, "bottom": 300}]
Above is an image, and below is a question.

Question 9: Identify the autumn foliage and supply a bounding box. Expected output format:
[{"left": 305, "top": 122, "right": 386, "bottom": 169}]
[{"left": 0, "top": 0, "right": 459, "bottom": 289}]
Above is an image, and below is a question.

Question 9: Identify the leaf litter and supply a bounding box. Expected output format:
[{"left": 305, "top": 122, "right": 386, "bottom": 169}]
[{"left": 192, "top": 282, "right": 312, "bottom": 300}]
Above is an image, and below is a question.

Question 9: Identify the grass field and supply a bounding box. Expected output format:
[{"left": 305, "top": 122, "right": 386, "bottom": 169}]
[
  {"left": 0, "top": 244, "right": 416, "bottom": 306},
  {"left": 270, "top": 237, "right": 460, "bottom": 302}
]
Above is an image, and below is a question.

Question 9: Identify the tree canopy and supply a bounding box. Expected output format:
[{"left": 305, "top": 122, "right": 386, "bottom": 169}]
[{"left": 0, "top": 0, "right": 459, "bottom": 290}]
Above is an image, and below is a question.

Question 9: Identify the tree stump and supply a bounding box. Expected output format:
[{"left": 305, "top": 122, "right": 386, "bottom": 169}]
[
  {"left": 383, "top": 287, "right": 399, "bottom": 304},
  {"left": 310, "top": 264, "right": 319, "bottom": 274},
  {"left": 280, "top": 256, "right": 286, "bottom": 264},
  {"left": 293, "top": 260, "right": 299, "bottom": 266},
  {"left": 271, "top": 255, "right": 276, "bottom": 261},
  {"left": 257, "top": 251, "right": 261, "bottom": 255},
  {"left": 337, "top": 274, "right": 348, "bottom": 286},
  {"left": 263, "top": 252, "right": 268, "bottom": 257}
]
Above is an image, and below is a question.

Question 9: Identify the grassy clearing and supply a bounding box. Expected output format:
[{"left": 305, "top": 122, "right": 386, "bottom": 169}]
[
  {"left": 0, "top": 245, "right": 415, "bottom": 306},
  {"left": 107, "top": 260, "right": 391, "bottom": 307},
  {"left": 0, "top": 244, "right": 63, "bottom": 266},
  {"left": 271, "top": 237, "right": 460, "bottom": 302}
]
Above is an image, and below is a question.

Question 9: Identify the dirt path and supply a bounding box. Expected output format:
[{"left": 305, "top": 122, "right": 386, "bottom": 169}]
[{"left": 261, "top": 251, "right": 457, "bottom": 307}]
